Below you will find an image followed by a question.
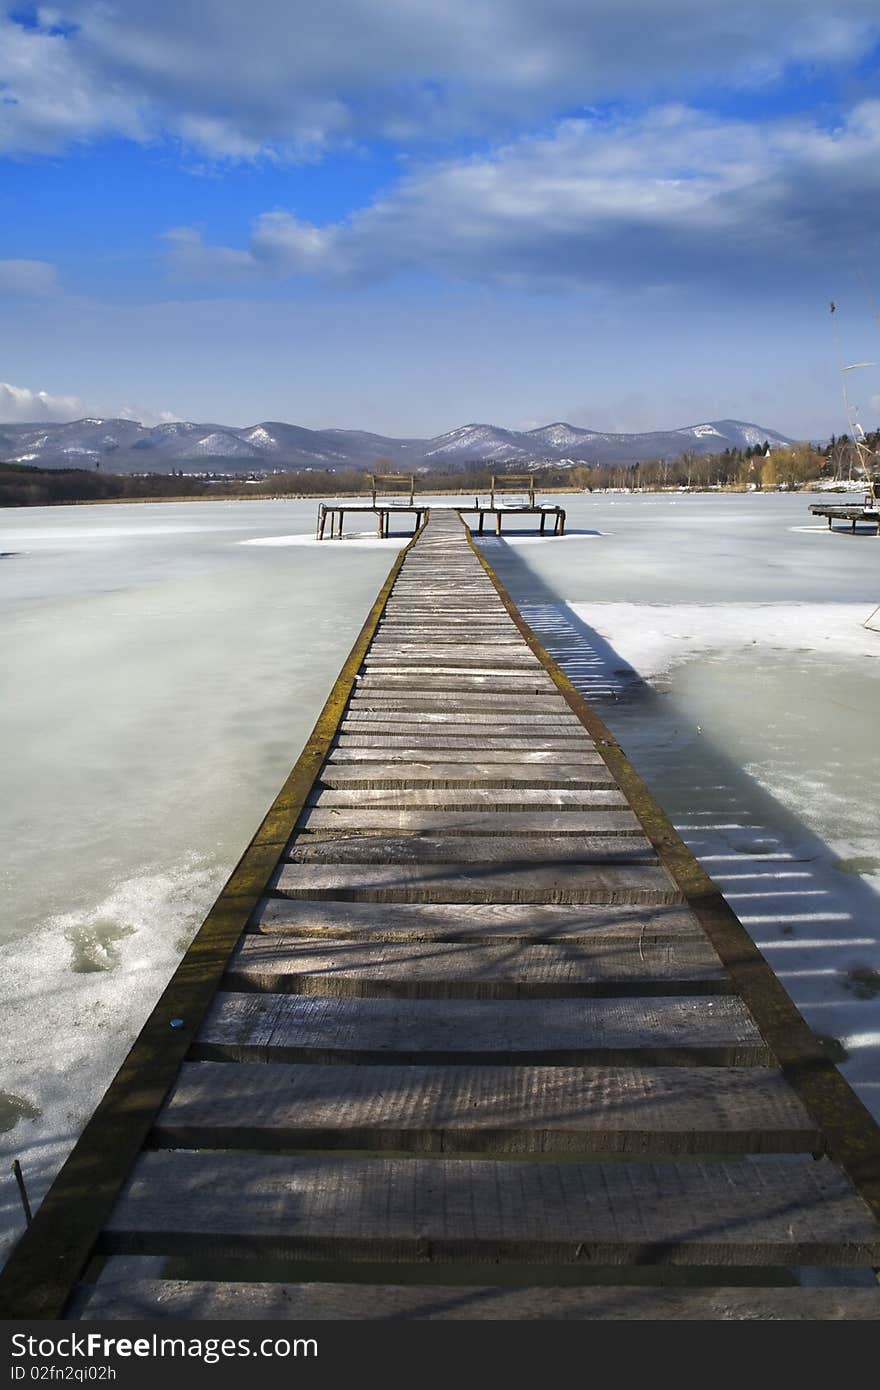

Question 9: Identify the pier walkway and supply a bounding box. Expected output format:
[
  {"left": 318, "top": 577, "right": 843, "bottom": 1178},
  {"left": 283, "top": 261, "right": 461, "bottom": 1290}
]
[{"left": 1, "top": 510, "right": 879, "bottom": 1321}]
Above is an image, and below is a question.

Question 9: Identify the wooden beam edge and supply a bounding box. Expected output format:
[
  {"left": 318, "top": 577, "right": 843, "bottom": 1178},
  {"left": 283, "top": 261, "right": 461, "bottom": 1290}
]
[
  {"left": 0, "top": 520, "right": 427, "bottom": 1320},
  {"left": 462, "top": 514, "right": 880, "bottom": 1222}
]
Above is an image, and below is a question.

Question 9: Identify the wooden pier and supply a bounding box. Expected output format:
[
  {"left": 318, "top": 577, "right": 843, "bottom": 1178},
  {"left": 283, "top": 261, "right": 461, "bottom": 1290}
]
[
  {"left": 317, "top": 501, "right": 566, "bottom": 539},
  {"left": 317, "top": 502, "right": 428, "bottom": 540},
  {"left": 809, "top": 500, "right": 879, "bottom": 533},
  {"left": 1, "top": 509, "right": 879, "bottom": 1321}
]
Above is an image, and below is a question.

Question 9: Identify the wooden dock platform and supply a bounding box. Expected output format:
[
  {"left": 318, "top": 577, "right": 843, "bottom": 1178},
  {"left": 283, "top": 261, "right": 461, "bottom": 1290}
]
[
  {"left": 317, "top": 502, "right": 566, "bottom": 539},
  {"left": 809, "top": 500, "right": 879, "bottom": 532},
  {"left": 2, "top": 509, "right": 879, "bottom": 1322}
]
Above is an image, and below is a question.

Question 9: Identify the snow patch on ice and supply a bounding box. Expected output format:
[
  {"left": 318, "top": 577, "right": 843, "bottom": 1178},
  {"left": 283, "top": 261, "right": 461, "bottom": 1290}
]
[
  {"left": 0, "top": 857, "right": 222, "bottom": 1262},
  {"left": 567, "top": 602, "right": 880, "bottom": 681},
  {"left": 478, "top": 531, "right": 606, "bottom": 547},
  {"left": 240, "top": 532, "right": 407, "bottom": 549}
]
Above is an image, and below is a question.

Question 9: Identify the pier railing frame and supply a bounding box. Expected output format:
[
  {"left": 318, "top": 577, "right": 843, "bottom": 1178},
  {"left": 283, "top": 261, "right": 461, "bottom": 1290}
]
[
  {"left": 368, "top": 473, "right": 415, "bottom": 506},
  {"left": 491, "top": 474, "right": 535, "bottom": 508}
]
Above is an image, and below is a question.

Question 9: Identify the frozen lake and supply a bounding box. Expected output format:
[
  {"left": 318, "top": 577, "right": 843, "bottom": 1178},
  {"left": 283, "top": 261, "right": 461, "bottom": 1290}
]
[
  {"left": 480, "top": 490, "right": 880, "bottom": 1120},
  {"left": 2, "top": 490, "right": 879, "bottom": 1258}
]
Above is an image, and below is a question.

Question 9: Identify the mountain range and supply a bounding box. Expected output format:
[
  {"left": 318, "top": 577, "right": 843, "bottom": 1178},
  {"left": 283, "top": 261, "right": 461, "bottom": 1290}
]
[{"left": 0, "top": 417, "right": 796, "bottom": 474}]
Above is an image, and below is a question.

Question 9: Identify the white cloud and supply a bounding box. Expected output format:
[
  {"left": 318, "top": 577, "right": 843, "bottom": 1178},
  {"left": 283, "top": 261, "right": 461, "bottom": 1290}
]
[
  {"left": 0, "top": 15, "right": 144, "bottom": 154},
  {"left": 0, "top": 382, "right": 180, "bottom": 427},
  {"left": 0, "top": 2, "right": 877, "bottom": 157},
  {"left": 0, "top": 260, "right": 59, "bottom": 295},
  {"left": 0, "top": 382, "right": 83, "bottom": 423},
  {"left": 162, "top": 227, "right": 264, "bottom": 282},
  {"left": 163, "top": 101, "right": 880, "bottom": 294},
  {"left": 117, "top": 404, "right": 181, "bottom": 426}
]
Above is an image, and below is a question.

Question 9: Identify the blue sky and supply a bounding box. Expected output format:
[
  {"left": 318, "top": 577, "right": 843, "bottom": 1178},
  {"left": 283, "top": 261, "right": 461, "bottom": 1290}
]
[{"left": 1, "top": 1, "right": 879, "bottom": 438}]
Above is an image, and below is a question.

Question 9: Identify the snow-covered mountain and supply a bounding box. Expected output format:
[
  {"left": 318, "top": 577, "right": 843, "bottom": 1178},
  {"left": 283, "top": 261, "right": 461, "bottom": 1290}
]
[
  {"left": 0, "top": 416, "right": 796, "bottom": 474},
  {"left": 423, "top": 424, "right": 542, "bottom": 463}
]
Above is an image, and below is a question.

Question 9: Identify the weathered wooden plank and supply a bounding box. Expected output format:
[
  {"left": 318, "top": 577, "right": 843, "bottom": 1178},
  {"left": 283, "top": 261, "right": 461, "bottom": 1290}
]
[
  {"left": 342, "top": 710, "right": 577, "bottom": 725},
  {"left": 327, "top": 747, "right": 606, "bottom": 764},
  {"left": 197, "top": 991, "right": 768, "bottom": 1065},
  {"left": 285, "top": 834, "right": 656, "bottom": 863},
  {"left": 153, "top": 1061, "right": 816, "bottom": 1154},
  {"left": 378, "top": 622, "right": 514, "bottom": 633},
  {"left": 361, "top": 648, "right": 540, "bottom": 664},
  {"left": 339, "top": 726, "right": 587, "bottom": 742},
  {"left": 298, "top": 809, "right": 642, "bottom": 835},
  {"left": 309, "top": 787, "right": 629, "bottom": 809},
  {"left": 383, "top": 602, "right": 507, "bottom": 607},
  {"left": 362, "top": 664, "right": 552, "bottom": 678},
  {"left": 370, "top": 638, "right": 529, "bottom": 650},
  {"left": 348, "top": 686, "right": 561, "bottom": 700},
  {"left": 348, "top": 692, "right": 569, "bottom": 710},
  {"left": 361, "top": 665, "right": 562, "bottom": 677},
  {"left": 379, "top": 626, "right": 519, "bottom": 634},
  {"left": 272, "top": 860, "right": 679, "bottom": 904},
  {"left": 377, "top": 623, "right": 518, "bottom": 632},
  {"left": 374, "top": 634, "right": 522, "bottom": 645},
  {"left": 335, "top": 734, "right": 595, "bottom": 750},
  {"left": 102, "top": 1152, "right": 879, "bottom": 1265},
  {"left": 75, "top": 1277, "right": 880, "bottom": 1322},
  {"left": 249, "top": 899, "right": 705, "bottom": 943},
  {"left": 382, "top": 604, "right": 509, "bottom": 611},
  {"left": 317, "top": 763, "right": 618, "bottom": 789},
  {"left": 355, "top": 675, "right": 560, "bottom": 693},
  {"left": 224, "top": 935, "right": 728, "bottom": 998},
  {"left": 378, "top": 611, "right": 516, "bottom": 619},
  {"left": 382, "top": 595, "right": 508, "bottom": 600}
]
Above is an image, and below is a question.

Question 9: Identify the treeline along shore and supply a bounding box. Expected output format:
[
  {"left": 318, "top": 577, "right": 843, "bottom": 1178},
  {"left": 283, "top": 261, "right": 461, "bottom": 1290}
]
[{"left": 1, "top": 433, "right": 876, "bottom": 507}]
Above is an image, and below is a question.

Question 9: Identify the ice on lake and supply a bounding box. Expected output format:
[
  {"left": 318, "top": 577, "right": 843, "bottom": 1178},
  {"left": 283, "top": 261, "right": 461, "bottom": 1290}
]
[
  {"left": 481, "top": 490, "right": 880, "bottom": 1115},
  {"left": 1, "top": 489, "right": 879, "bottom": 1259}
]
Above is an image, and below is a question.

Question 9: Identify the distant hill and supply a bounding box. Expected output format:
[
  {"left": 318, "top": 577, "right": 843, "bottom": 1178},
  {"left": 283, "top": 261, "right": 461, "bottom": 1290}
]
[{"left": 0, "top": 416, "right": 796, "bottom": 475}]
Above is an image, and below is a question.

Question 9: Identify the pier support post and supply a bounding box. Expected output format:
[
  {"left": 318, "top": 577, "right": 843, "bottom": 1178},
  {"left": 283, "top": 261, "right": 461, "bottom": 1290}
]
[
  {"left": 540, "top": 512, "right": 546, "bottom": 534},
  {"left": 496, "top": 512, "right": 502, "bottom": 535},
  {"left": 478, "top": 513, "right": 485, "bottom": 534},
  {"left": 338, "top": 510, "right": 344, "bottom": 539}
]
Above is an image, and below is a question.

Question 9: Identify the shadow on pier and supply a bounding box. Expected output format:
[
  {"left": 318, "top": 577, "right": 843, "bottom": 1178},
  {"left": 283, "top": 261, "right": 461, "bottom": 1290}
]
[{"left": 478, "top": 536, "right": 880, "bottom": 1115}]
